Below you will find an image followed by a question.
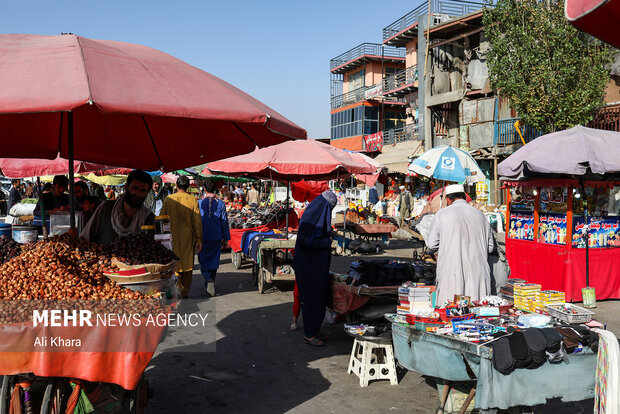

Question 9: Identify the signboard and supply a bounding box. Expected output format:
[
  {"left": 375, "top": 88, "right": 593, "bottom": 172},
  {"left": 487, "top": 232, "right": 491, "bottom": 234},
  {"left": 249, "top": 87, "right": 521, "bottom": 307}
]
[
  {"left": 538, "top": 213, "right": 567, "bottom": 245},
  {"left": 364, "top": 132, "right": 384, "bottom": 152},
  {"left": 572, "top": 216, "right": 620, "bottom": 248},
  {"left": 508, "top": 212, "right": 534, "bottom": 241},
  {"left": 364, "top": 84, "right": 384, "bottom": 100}
]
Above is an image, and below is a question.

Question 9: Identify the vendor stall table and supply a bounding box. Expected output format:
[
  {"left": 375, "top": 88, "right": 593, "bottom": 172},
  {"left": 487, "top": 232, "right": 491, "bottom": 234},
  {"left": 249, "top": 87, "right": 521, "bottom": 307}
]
[
  {"left": 391, "top": 323, "right": 596, "bottom": 412},
  {"left": 254, "top": 238, "right": 296, "bottom": 293},
  {"left": 334, "top": 222, "right": 398, "bottom": 250},
  {"left": 228, "top": 211, "right": 299, "bottom": 269}
]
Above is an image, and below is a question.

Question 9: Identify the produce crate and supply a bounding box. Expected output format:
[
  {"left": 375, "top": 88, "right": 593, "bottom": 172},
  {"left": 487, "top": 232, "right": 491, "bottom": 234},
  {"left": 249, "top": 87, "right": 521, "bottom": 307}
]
[{"left": 546, "top": 303, "right": 594, "bottom": 324}]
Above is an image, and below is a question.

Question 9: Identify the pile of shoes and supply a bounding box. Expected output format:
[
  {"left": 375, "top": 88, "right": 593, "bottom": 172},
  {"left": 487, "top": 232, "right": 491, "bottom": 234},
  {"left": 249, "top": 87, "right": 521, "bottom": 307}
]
[
  {"left": 347, "top": 239, "right": 386, "bottom": 254},
  {"left": 346, "top": 259, "right": 436, "bottom": 287},
  {"left": 228, "top": 203, "right": 293, "bottom": 229}
]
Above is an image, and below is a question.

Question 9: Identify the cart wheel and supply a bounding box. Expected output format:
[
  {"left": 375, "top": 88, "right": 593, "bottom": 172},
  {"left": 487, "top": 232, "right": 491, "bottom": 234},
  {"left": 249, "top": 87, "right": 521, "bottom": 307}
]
[
  {"left": 0, "top": 375, "right": 15, "bottom": 414},
  {"left": 231, "top": 251, "right": 242, "bottom": 269},
  {"left": 258, "top": 268, "right": 266, "bottom": 294},
  {"left": 252, "top": 264, "right": 259, "bottom": 286},
  {"left": 41, "top": 379, "right": 69, "bottom": 414},
  {"left": 129, "top": 377, "right": 147, "bottom": 414}
]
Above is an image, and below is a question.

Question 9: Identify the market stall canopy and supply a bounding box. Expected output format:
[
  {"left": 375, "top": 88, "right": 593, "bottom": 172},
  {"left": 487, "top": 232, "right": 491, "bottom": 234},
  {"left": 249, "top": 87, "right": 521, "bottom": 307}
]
[
  {"left": 565, "top": 0, "right": 620, "bottom": 48},
  {"left": 205, "top": 139, "right": 377, "bottom": 181},
  {"left": 291, "top": 180, "right": 329, "bottom": 203},
  {"left": 0, "top": 155, "right": 110, "bottom": 178},
  {"left": 82, "top": 173, "right": 127, "bottom": 186},
  {"left": 408, "top": 145, "right": 485, "bottom": 184},
  {"left": 374, "top": 141, "right": 424, "bottom": 174},
  {"left": 498, "top": 126, "right": 620, "bottom": 179},
  {"left": 0, "top": 34, "right": 307, "bottom": 171}
]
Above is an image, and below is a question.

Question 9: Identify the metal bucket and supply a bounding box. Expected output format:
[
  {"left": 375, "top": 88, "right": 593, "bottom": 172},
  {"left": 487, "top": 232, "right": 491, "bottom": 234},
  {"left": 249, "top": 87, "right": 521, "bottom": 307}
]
[{"left": 12, "top": 225, "right": 38, "bottom": 244}]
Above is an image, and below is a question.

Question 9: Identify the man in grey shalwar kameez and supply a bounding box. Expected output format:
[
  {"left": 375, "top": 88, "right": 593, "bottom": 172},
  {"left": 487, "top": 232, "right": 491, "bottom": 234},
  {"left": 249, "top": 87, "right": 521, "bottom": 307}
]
[{"left": 426, "top": 184, "right": 495, "bottom": 304}]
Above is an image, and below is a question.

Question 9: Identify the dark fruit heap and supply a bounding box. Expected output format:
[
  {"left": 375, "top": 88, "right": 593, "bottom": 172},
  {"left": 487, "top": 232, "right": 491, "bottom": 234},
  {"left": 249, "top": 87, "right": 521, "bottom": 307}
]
[
  {"left": 104, "top": 233, "right": 178, "bottom": 265},
  {"left": 0, "top": 235, "right": 147, "bottom": 301},
  {"left": 0, "top": 235, "right": 21, "bottom": 265}
]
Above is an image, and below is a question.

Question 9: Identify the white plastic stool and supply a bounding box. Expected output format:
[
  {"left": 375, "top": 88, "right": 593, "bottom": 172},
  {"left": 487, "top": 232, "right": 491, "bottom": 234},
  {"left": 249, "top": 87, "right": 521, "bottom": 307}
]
[{"left": 347, "top": 337, "right": 398, "bottom": 387}]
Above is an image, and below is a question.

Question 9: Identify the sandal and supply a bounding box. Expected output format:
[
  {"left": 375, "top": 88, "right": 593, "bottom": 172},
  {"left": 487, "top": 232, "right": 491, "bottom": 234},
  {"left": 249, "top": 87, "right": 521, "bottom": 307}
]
[
  {"left": 290, "top": 323, "right": 298, "bottom": 331},
  {"left": 303, "top": 337, "right": 325, "bottom": 346}
]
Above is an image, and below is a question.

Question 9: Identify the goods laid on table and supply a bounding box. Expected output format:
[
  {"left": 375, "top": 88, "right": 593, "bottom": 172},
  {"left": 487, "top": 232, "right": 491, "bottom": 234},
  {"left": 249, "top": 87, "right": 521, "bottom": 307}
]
[
  {"left": 346, "top": 259, "right": 436, "bottom": 287},
  {"left": 389, "top": 286, "right": 603, "bottom": 372},
  {"left": 228, "top": 203, "right": 294, "bottom": 229}
]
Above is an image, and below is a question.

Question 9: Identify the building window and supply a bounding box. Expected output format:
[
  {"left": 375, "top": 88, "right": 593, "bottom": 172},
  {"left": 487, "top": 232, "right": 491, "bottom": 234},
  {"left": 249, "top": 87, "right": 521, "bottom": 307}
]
[{"left": 349, "top": 70, "right": 364, "bottom": 91}]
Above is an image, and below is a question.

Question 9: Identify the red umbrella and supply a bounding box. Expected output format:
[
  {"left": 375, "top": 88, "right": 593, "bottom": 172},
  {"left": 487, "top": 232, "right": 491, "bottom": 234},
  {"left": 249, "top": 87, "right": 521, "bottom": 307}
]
[
  {"left": 565, "top": 0, "right": 620, "bottom": 48},
  {"left": 290, "top": 180, "right": 329, "bottom": 203},
  {"left": 0, "top": 155, "right": 114, "bottom": 178},
  {"left": 349, "top": 152, "right": 388, "bottom": 187},
  {"left": 0, "top": 34, "right": 306, "bottom": 171},
  {"left": 204, "top": 140, "right": 377, "bottom": 181}
]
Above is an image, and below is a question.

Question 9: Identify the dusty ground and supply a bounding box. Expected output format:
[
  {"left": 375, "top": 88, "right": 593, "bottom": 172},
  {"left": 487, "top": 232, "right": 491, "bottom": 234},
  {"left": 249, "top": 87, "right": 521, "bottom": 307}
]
[{"left": 145, "top": 241, "right": 619, "bottom": 413}]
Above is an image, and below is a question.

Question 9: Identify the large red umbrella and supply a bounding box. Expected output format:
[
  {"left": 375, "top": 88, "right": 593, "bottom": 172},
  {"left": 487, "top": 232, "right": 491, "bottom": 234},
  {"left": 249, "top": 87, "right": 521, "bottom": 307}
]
[
  {"left": 349, "top": 152, "right": 388, "bottom": 187},
  {"left": 204, "top": 140, "right": 377, "bottom": 181},
  {"left": 565, "top": 0, "right": 620, "bottom": 48},
  {"left": 0, "top": 155, "right": 112, "bottom": 178},
  {"left": 0, "top": 34, "right": 306, "bottom": 171}
]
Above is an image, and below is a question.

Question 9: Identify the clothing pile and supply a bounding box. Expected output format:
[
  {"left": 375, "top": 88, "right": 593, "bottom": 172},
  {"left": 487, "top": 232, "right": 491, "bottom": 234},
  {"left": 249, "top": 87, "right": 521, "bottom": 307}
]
[
  {"left": 346, "top": 259, "right": 436, "bottom": 287},
  {"left": 228, "top": 204, "right": 293, "bottom": 229},
  {"left": 490, "top": 325, "right": 600, "bottom": 375}
]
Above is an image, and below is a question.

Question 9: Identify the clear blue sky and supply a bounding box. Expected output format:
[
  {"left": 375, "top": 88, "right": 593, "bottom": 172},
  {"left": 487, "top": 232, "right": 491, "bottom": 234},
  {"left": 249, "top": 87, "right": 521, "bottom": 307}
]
[{"left": 2, "top": 1, "right": 423, "bottom": 139}]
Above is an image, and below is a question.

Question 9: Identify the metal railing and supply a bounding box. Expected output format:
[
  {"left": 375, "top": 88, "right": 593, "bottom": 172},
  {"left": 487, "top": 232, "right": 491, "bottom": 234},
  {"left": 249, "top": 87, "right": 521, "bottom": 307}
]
[
  {"left": 382, "top": 124, "right": 420, "bottom": 145},
  {"left": 331, "top": 86, "right": 370, "bottom": 109},
  {"left": 494, "top": 118, "right": 543, "bottom": 145},
  {"left": 382, "top": 0, "right": 485, "bottom": 42},
  {"left": 383, "top": 66, "right": 418, "bottom": 94},
  {"left": 330, "top": 43, "right": 405, "bottom": 71},
  {"left": 588, "top": 105, "right": 620, "bottom": 132}
]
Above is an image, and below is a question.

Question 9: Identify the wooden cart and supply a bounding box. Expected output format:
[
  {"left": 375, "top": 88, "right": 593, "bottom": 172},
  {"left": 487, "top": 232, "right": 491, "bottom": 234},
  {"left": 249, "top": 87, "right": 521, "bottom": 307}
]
[{"left": 252, "top": 238, "right": 296, "bottom": 294}]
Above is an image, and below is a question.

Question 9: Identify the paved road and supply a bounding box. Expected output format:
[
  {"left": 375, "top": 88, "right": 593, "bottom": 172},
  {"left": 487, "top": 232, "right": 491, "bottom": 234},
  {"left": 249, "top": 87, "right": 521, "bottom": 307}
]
[{"left": 145, "top": 241, "right": 620, "bottom": 413}]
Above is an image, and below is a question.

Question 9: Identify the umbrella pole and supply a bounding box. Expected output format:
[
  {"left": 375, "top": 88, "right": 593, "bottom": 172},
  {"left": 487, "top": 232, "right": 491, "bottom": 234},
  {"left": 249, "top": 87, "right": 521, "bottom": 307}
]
[
  {"left": 68, "top": 111, "right": 76, "bottom": 230},
  {"left": 36, "top": 177, "right": 48, "bottom": 240},
  {"left": 585, "top": 205, "right": 590, "bottom": 287},
  {"left": 286, "top": 175, "right": 290, "bottom": 239}
]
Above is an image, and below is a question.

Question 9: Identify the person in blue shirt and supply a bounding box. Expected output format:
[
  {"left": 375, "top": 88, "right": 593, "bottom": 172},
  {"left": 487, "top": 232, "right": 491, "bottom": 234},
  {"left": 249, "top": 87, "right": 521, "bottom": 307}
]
[
  {"left": 198, "top": 179, "right": 231, "bottom": 297},
  {"left": 368, "top": 184, "right": 379, "bottom": 205}
]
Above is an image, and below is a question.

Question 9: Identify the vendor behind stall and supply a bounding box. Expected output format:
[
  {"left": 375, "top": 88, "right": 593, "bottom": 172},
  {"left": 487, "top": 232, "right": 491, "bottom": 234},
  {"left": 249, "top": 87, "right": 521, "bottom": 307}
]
[
  {"left": 426, "top": 184, "right": 495, "bottom": 304},
  {"left": 81, "top": 170, "right": 155, "bottom": 245},
  {"left": 33, "top": 175, "right": 70, "bottom": 216}
]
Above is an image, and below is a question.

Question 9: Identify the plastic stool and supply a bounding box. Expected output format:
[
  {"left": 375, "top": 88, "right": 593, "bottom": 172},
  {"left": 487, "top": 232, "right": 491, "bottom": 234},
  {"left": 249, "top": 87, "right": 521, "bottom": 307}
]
[{"left": 347, "top": 337, "right": 398, "bottom": 387}]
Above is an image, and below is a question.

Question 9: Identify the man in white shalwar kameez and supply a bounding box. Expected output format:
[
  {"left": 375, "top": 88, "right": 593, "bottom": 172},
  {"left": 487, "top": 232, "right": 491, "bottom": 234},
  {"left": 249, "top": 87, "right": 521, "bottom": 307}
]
[{"left": 426, "top": 184, "right": 495, "bottom": 304}]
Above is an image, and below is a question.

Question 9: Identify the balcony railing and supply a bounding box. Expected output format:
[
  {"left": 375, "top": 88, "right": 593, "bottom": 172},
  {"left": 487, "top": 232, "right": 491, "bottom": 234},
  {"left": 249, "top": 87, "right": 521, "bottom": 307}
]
[
  {"left": 588, "top": 105, "right": 620, "bottom": 132},
  {"left": 383, "top": 66, "right": 418, "bottom": 94},
  {"left": 330, "top": 43, "right": 405, "bottom": 71},
  {"left": 331, "top": 86, "right": 370, "bottom": 110},
  {"left": 494, "top": 118, "right": 543, "bottom": 146},
  {"left": 382, "top": 0, "right": 485, "bottom": 42},
  {"left": 382, "top": 124, "right": 420, "bottom": 145}
]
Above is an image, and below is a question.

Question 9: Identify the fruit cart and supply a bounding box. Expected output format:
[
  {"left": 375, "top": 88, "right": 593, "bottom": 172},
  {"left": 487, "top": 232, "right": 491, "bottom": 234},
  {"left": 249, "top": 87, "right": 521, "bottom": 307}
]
[{"left": 253, "top": 238, "right": 296, "bottom": 294}]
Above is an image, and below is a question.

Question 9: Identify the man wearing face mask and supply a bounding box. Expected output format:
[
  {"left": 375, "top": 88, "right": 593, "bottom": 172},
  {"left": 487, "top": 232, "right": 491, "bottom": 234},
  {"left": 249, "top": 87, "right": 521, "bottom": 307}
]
[{"left": 81, "top": 169, "right": 155, "bottom": 245}]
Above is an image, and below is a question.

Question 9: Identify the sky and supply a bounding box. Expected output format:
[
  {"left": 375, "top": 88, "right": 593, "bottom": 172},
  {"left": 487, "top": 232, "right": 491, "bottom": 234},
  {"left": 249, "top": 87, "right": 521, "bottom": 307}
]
[{"left": 0, "top": 0, "right": 424, "bottom": 139}]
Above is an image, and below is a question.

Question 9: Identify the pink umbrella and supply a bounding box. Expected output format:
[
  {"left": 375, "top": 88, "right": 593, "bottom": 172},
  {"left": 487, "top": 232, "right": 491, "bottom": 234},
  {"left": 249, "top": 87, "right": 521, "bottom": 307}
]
[
  {"left": 0, "top": 34, "right": 306, "bottom": 171},
  {"left": 0, "top": 155, "right": 113, "bottom": 178},
  {"left": 566, "top": 0, "right": 620, "bottom": 48},
  {"left": 205, "top": 139, "right": 376, "bottom": 181},
  {"left": 349, "top": 152, "right": 388, "bottom": 187}
]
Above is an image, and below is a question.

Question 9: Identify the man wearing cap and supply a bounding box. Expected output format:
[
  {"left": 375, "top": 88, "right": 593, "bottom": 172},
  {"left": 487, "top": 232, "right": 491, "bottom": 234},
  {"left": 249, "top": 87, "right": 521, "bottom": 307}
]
[
  {"left": 426, "top": 184, "right": 495, "bottom": 304},
  {"left": 397, "top": 185, "right": 414, "bottom": 227}
]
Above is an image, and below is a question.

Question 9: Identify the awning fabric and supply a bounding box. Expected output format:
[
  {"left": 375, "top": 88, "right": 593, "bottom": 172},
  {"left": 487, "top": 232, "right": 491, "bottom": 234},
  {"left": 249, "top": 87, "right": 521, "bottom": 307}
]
[{"left": 373, "top": 141, "right": 424, "bottom": 174}]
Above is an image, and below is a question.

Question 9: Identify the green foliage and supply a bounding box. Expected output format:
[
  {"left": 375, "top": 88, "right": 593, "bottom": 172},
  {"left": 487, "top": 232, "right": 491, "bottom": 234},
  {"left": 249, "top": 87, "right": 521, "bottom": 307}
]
[{"left": 483, "top": 0, "right": 614, "bottom": 133}]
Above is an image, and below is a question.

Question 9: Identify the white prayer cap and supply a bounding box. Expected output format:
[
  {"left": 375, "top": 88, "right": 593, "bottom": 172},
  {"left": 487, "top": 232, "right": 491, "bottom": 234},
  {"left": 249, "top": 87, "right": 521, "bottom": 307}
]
[
  {"left": 445, "top": 184, "right": 465, "bottom": 195},
  {"left": 399, "top": 185, "right": 405, "bottom": 190}
]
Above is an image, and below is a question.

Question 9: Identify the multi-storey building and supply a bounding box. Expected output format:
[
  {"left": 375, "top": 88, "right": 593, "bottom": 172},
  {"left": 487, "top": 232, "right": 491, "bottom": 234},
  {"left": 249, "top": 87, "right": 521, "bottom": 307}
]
[{"left": 330, "top": 1, "right": 620, "bottom": 204}]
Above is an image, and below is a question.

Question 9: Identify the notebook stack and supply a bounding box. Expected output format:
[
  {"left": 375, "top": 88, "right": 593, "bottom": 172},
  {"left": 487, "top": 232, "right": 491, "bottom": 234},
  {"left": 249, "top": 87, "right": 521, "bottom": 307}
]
[
  {"left": 535, "top": 290, "right": 565, "bottom": 313},
  {"left": 397, "top": 286, "right": 433, "bottom": 318},
  {"left": 513, "top": 283, "right": 542, "bottom": 312}
]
